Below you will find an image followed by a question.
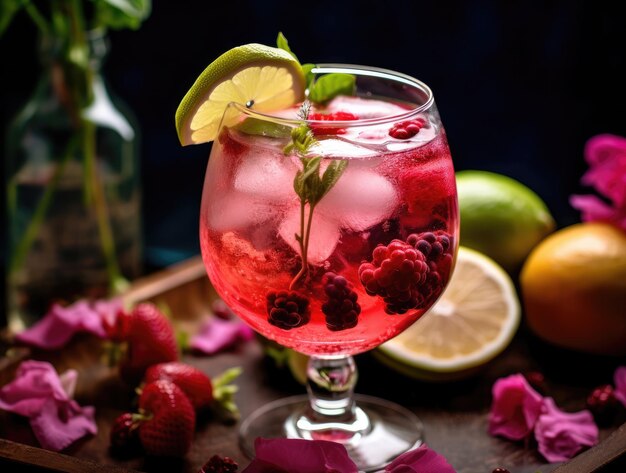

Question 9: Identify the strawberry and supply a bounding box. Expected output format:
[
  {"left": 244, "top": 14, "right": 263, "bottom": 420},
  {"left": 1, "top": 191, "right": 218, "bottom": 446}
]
[
  {"left": 118, "top": 303, "right": 179, "bottom": 384},
  {"left": 144, "top": 362, "right": 242, "bottom": 418},
  {"left": 137, "top": 380, "right": 195, "bottom": 457},
  {"left": 144, "top": 362, "right": 214, "bottom": 411},
  {"left": 109, "top": 412, "right": 141, "bottom": 453}
]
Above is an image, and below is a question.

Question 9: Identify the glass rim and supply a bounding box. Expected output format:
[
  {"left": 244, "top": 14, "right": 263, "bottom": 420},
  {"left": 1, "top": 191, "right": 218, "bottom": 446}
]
[{"left": 230, "top": 63, "right": 434, "bottom": 128}]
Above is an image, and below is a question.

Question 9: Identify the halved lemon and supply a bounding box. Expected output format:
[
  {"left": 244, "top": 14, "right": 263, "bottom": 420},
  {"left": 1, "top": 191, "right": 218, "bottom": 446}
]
[
  {"left": 376, "top": 246, "right": 520, "bottom": 381},
  {"left": 175, "top": 43, "right": 306, "bottom": 145}
]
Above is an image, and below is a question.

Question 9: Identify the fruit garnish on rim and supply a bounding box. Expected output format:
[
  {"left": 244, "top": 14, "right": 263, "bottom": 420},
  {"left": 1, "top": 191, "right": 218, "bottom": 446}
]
[
  {"left": 175, "top": 42, "right": 305, "bottom": 145},
  {"left": 175, "top": 32, "right": 357, "bottom": 145}
]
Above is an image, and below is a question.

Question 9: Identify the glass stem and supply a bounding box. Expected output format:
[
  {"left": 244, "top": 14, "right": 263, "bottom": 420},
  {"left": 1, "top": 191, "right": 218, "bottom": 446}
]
[{"left": 306, "top": 355, "right": 358, "bottom": 422}]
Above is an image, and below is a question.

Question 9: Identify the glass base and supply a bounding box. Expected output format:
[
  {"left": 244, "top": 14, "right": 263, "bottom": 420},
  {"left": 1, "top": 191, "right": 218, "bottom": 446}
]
[{"left": 239, "top": 394, "right": 423, "bottom": 472}]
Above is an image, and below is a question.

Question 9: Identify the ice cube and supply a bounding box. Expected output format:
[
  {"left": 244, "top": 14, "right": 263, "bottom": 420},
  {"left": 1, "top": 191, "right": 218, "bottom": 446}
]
[
  {"left": 317, "top": 167, "right": 398, "bottom": 231},
  {"left": 309, "top": 138, "right": 378, "bottom": 158},
  {"left": 279, "top": 205, "right": 340, "bottom": 264},
  {"left": 234, "top": 148, "right": 296, "bottom": 202},
  {"left": 206, "top": 192, "right": 276, "bottom": 232}
]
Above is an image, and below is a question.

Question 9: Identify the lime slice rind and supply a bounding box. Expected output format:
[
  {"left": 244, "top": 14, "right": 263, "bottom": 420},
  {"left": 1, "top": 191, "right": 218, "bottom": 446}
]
[
  {"left": 175, "top": 44, "right": 305, "bottom": 145},
  {"left": 378, "top": 247, "right": 520, "bottom": 375}
]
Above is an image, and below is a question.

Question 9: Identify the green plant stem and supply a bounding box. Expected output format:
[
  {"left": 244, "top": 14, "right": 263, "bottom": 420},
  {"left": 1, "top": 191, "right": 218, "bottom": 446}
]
[
  {"left": 82, "top": 118, "right": 126, "bottom": 293},
  {"left": 289, "top": 200, "right": 317, "bottom": 290},
  {"left": 23, "top": 2, "right": 50, "bottom": 36},
  {"left": 8, "top": 135, "right": 79, "bottom": 276}
]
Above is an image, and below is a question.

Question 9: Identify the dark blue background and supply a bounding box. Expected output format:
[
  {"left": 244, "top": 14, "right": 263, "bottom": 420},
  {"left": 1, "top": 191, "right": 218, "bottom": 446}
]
[{"left": 2, "top": 0, "right": 626, "bottom": 271}]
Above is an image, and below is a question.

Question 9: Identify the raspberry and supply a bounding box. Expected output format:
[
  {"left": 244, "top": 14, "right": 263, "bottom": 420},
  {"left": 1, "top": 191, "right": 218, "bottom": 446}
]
[
  {"left": 110, "top": 412, "right": 140, "bottom": 453},
  {"left": 266, "top": 290, "right": 310, "bottom": 330},
  {"left": 308, "top": 111, "right": 359, "bottom": 135},
  {"left": 322, "top": 272, "right": 361, "bottom": 331},
  {"left": 358, "top": 239, "right": 430, "bottom": 314},
  {"left": 389, "top": 117, "right": 426, "bottom": 139},
  {"left": 492, "top": 469, "right": 511, "bottom": 473},
  {"left": 199, "top": 455, "right": 239, "bottom": 473},
  {"left": 587, "top": 384, "right": 620, "bottom": 427}
]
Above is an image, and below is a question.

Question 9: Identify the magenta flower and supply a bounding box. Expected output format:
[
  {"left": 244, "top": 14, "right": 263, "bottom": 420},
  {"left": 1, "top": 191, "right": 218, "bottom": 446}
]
[
  {"left": 570, "top": 133, "right": 626, "bottom": 230},
  {"left": 15, "top": 298, "right": 122, "bottom": 350},
  {"left": 534, "top": 397, "right": 598, "bottom": 462},
  {"left": 0, "top": 360, "right": 97, "bottom": 451},
  {"left": 614, "top": 366, "right": 626, "bottom": 407},
  {"left": 241, "top": 438, "right": 358, "bottom": 473},
  {"left": 190, "top": 316, "right": 254, "bottom": 355},
  {"left": 384, "top": 443, "right": 456, "bottom": 472},
  {"left": 488, "top": 373, "right": 544, "bottom": 440}
]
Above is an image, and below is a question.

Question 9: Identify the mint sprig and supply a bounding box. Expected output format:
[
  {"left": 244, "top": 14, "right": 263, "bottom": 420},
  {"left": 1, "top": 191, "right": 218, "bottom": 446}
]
[
  {"left": 284, "top": 102, "right": 348, "bottom": 289},
  {"left": 277, "top": 32, "right": 354, "bottom": 104}
]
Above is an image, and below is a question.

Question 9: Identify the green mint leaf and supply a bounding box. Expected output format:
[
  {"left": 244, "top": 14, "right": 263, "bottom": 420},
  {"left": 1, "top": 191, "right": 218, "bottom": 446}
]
[
  {"left": 293, "top": 170, "right": 305, "bottom": 198},
  {"left": 0, "top": 0, "right": 24, "bottom": 36},
  {"left": 320, "top": 160, "right": 348, "bottom": 199},
  {"left": 96, "top": 0, "right": 151, "bottom": 30},
  {"left": 301, "top": 156, "right": 321, "bottom": 181},
  {"left": 309, "top": 73, "right": 356, "bottom": 104},
  {"left": 276, "top": 31, "right": 299, "bottom": 62},
  {"left": 289, "top": 125, "right": 315, "bottom": 155},
  {"left": 236, "top": 117, "right": 291, "bottom": 138},
  {"left": 302, "top": 63, "right": 316, "bottom": 89}
]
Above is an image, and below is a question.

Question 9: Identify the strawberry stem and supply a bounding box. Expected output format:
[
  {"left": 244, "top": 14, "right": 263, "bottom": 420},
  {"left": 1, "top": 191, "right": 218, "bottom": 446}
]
[{"left": 212, "top": 367, "right": 242, "bottom": 419}]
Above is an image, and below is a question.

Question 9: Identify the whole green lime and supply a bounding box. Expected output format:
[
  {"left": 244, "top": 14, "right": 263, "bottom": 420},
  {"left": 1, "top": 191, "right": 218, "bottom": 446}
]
[{"left": 456, "top": 170, "right": 555, "bottom": 272}]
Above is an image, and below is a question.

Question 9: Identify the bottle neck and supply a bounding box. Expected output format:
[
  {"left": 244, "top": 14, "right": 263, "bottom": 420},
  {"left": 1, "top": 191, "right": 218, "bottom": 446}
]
[{"left": 37, "top": 30, "right": 109, "bottom": 122}]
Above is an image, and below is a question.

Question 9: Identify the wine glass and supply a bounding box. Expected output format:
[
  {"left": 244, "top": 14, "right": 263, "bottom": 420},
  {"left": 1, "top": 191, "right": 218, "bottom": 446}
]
[{"left": 199, "top": 64, "right": 459, "bottom": 471}]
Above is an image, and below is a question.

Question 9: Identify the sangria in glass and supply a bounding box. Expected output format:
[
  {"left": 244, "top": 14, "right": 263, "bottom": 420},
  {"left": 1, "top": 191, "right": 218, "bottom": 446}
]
[{"left": 195, "top": 63, "right": 458, "bottom": 470}]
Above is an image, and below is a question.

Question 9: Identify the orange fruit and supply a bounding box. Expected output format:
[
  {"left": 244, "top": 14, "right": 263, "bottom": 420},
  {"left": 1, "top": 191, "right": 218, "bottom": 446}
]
[{"left": 521, "top": 223, "right": 626, "bottom": 356}]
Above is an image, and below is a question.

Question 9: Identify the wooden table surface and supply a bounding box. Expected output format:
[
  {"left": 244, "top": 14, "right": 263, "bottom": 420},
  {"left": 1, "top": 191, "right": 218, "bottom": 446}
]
[{"left": 1, "top": 257, "right": 625, "bottom": 473}]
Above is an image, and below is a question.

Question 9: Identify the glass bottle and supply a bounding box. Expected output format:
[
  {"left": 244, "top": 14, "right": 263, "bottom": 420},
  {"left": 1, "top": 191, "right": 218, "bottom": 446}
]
[{"left": 5, "top": 30, "right": 142, "bottom": 331}]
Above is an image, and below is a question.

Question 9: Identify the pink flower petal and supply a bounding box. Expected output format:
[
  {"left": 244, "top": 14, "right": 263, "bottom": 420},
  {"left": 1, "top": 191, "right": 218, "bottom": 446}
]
[
  {"left": 0, "top": 361, "right": 70, "bottom": 416},
  {"left": 571, "top": 134, "right": 626, "bottom": 229},
  {"left": 190, "top": 317, "right": 255, "bottom": 355},
  {"left": 534, "top": 398, "right": 598, "bottom": 463},
  {"left": 384, "top": 443, "right": 456, "bottom": 472},
  {"left": 29, "top": 398, "right": 97, "bottom": 451},
  {"left": 614, "top": 366, "right": 626, "bottom": 407},
  {"left": 0, "top": 361, "right": 97, "bottom": 451},
  {"left": 241, "top": 438, "right": 358, "bottom": 473},
  {"left": 488, "top": 374, "right": 544, "bottom": 441},
  {"left": 584, "top": 134, "right": 626, "bottom": 205},
  {"left": 570, "top": 194, "right": 626, "bottom": 231},
  {"left": 15, "top": 298, "right": 122, "bottom": 350}
]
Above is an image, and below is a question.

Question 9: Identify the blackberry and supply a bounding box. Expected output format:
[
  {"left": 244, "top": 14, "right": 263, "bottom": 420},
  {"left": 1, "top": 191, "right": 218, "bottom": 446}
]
[
  {"left": 358, "top": 239, "right": 430, "bottom": 314},
  {"left": 407, "top": 231, "right": 452, "bottom": 262},
  {"left": 407, "top": 230, "right": 454, "bottom": 306},
  {"left": 199, "top": 455, "right": 239, "bottom": 473},
  {"left": 322, "top": 272, "right": 361, "bottom": 331},
  {"left": 587, "top": 384, "right": 620, "bottom": 427},
  {"left": 266, "top": 290, "right": 310, "bottom": 330}
]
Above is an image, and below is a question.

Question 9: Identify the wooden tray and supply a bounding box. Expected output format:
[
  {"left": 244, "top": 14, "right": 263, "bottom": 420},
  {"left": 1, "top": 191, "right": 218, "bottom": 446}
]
[{"left": 1, "top": 257, "right": 625, "bottom": 472}]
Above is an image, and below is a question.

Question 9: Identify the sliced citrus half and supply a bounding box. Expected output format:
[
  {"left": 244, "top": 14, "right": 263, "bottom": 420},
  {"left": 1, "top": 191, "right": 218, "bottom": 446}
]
[
  {"left": 175, "top": 43, "right": 305, "bottom": 145},
  {"left": 376, "top": 246, "right": 520, "bottom": 381}
]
